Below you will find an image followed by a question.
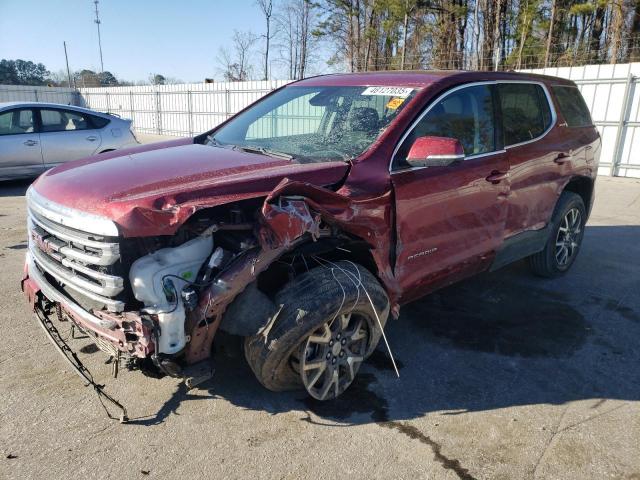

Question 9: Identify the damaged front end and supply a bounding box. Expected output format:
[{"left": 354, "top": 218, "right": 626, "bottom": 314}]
[
  {"left": 22, "top": 172, "right": 395, "bottom": 419},
  {"left": 22, "top": 174, "right": 376, "bottom": 400}
]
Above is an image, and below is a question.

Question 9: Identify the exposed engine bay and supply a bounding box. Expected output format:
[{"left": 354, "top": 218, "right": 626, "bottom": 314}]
[
  {"left": 128, "top": 202, "right": 258, "bottom": 357},
  {"left": 24, "top": 187, "right": 376, "bottom": 381}
]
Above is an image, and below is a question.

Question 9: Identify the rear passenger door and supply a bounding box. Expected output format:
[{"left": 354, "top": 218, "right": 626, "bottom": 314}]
[
  {"left": 497, "top": 82, "right": 558, "bottom": 238},
  {"left": 391, "top": 83, "right": 510, "bottom": 302},
  {"left": 38, "top": 108, "right": 103, "bottom": 167}
]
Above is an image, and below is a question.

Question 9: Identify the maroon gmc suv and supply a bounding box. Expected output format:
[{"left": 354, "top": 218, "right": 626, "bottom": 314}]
[{"left": 22, "top": 71, "right": 599, "bottom": 417}]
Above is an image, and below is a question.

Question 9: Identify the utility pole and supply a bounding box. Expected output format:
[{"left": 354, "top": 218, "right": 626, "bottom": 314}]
[
  {"left": 63, "top": 41, "right": 75, "bottom": 88},
  {"left": 93, "top": 0, "right": 104, "bottom": 73}
]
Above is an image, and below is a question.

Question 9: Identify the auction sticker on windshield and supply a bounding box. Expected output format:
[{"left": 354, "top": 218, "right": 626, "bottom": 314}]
[{"left": 362, "top": 86, "right": 414, "bottom": 97}]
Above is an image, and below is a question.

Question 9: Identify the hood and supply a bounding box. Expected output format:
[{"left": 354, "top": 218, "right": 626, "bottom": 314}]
[{"left": 32, "top": 140, "right": 349, "bottom": 237}]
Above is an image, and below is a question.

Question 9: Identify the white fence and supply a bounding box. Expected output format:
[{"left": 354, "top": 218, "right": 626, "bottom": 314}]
[
  {"left": 79, "top": 80, "right": 291, "bottom": 137},
  {"left": 0, "top": 84, "right": 79, "bottom": 104},
  {"left": 2, "top": 64, "right": 640, "bottom": 177},
  {"left": 525, "top": 63, "right": 640, "bottom": 178}
]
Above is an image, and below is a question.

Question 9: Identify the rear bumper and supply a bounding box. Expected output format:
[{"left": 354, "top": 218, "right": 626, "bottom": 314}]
[{"left": 22, "top": 252, "right": 153, "bottom": 358}]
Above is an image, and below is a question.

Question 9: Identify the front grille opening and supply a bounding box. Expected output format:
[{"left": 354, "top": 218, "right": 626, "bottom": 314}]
[{"left": 28, "top": 207, "right": 127, "bottom": 313}]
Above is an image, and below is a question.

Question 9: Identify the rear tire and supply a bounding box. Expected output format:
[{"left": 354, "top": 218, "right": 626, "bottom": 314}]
[
  {"left": 528, "top": 192, "right": 586, "bottom": 278},
  {"left": 244, "top": 261, "right": 389, "bottom": 399}
]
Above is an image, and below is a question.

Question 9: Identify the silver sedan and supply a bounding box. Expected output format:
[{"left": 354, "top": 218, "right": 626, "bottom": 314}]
[{"left": 0, "top": 102, "right": 139, "bottom": 180}]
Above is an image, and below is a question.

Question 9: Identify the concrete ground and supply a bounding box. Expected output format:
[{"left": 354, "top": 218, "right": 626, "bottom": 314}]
[{"left": 0, "top": 176, "right": 639, "bottom": 480}]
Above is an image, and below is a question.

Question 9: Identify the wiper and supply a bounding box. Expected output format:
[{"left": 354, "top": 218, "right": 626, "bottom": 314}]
[
  {"left": 237, "top": 145, "right": 294, "bottom": 160},
  {"left": 206, "top": 135, "right": 225, "bottom": 148}
]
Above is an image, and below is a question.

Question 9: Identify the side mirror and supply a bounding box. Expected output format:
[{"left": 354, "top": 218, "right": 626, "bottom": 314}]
[{"left": 406, "top": 136, "right": 465, "bottom": 168}]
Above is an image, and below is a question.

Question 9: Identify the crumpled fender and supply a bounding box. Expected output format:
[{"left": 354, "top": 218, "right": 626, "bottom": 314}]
[
  {"left": 183, "top": 177, "right": 399, "bottom": 364},
  {"left": 262, "top": 179, "right": 400, "bottom": 300}
]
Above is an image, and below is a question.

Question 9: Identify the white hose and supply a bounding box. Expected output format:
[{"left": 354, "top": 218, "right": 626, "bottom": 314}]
[{"left": 312, "top": 256, "right": 400, "bottom": 378}]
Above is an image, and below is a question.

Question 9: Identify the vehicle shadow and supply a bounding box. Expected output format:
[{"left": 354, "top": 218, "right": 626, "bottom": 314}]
[
  {"left": 0, "top": 179, "right": 33, "bottom": 197},
  {"left": 132, "top": 224, "right": 640, "bottom": 427}
]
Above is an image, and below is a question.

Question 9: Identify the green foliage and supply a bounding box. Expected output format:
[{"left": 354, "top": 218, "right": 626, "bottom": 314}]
[
  {"left": 98, "top": 71, "right": 119, "bottom": 86},
  {"left": 0, "top": 59, "right": 51, "bottom": 85}
]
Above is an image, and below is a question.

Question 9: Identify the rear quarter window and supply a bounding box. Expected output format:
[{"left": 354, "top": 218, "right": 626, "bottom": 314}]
[
  {"left": 552, "top": 85, "right": 593, "bottom": 127},
  {"left": 90, "top": 115, "right": 110, "bottom": 129}
]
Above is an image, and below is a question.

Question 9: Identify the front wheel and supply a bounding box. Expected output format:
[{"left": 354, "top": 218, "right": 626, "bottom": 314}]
[
  {"left": 244, "top": 261, "right": 390, "bottom": 400},
  {"left": 528, "top": 192, "right": 586, "bottom": 277}
]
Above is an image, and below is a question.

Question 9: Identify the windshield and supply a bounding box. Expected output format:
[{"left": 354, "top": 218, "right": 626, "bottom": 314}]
[{"left": 210, "top": 85, "right": 418, "bottom": 163}]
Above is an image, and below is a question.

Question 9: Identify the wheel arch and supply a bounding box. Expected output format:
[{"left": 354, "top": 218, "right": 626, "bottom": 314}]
[
  {"left": 562, "top": 175, "right": 594, "bottom": 217},
  {"left": 217, "top": 233, "right": 381, "bottom": 338}
]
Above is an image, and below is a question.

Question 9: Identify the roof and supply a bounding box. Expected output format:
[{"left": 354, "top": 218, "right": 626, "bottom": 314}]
[
  {"left": 0, "top": 101, "right": 120, "bottom": 119},
  {"left": 292, "top": 70, "right": 575, "bottom": 88},
  {"left": 294, "top": 71, "right": 458, "bottom": 88}
]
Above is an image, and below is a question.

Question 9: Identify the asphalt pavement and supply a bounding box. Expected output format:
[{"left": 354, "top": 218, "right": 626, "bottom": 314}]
[{"left": 1, "top": 174, "right": 639, "bottom": 480}]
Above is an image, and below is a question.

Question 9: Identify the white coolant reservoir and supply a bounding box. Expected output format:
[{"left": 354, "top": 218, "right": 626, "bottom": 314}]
[{"left": 129, "top": 236, "right": 213, "bottom": 355}]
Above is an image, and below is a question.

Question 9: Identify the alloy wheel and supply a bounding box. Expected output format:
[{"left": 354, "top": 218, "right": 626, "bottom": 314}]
[
  {"left": 299, "top": 312, "right": 370, "bottom": 401},
  {"left": 555, "top": 207, "right": 582, "bottom": 267}
]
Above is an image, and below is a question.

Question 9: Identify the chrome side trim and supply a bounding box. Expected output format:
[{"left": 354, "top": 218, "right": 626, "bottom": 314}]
[
  {"left": 30, "top": 246, "right": 124, "bottom": 312},
  {"left": 389, "top": 80, "right": 558, "bottom": 173},
  {"left": 27, "top": 252, "right": 120, "bottom": 328},
  {"left": 27, "top": 187, "right": 119, "bottom": 237}
]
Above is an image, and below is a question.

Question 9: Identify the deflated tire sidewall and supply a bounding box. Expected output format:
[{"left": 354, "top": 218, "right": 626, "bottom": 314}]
[{"left": 244, "top": 261, "right": 390, "bottom": 392}]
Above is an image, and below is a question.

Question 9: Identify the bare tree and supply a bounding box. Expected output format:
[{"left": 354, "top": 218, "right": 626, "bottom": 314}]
[
  {"left": 217, "top": 30, "right": 258, "bottom": 81},
  {"left": 312, "top": 0, "right": 640, "bottom": 73},
  {"left": 275, "top": 0, "right": 316, "bottom": 79},
  {"left": 257, "top": 0, "right": 274, "bottom": 80}
]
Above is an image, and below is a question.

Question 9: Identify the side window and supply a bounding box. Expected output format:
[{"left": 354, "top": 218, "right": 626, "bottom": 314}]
[
  {"left": 498, "top": 83, "right": 552, "bottom": 146},
  {"left": 0, "top": 109, "right": 35, "bottom": 136},
  {"left": 552, "top": 85, "right": 593, "bottom": 127},
  {"left": 40, "top": 109, "right": 92, "bottom": 133},
  {"left": 394, "top": 84, "right": 496, "bottom": 169},
  {"left": 90, "top": 115, "right": 110, "bottom": 129}
]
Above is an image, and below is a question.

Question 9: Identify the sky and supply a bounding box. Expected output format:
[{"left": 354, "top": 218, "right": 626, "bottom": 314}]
[{"left": 0, "top": 0, "right": 305, "bottom": 83}]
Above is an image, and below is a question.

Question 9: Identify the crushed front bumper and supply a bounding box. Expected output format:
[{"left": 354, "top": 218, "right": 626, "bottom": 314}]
[
  {"left": 22, "top": 252, "right": 154, "bottom": 359},
  {"left": 22, "top": 252, "right": 133, "bottom": 422}
]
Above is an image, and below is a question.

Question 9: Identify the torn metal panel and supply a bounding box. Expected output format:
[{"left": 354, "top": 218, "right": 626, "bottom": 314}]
[
  {"left": 184, "top": 246, "right": 286, "bottom": 363},
  {"left": 262, "top": 179, "right": 401, "bottom": 304},
  {"left": 260, "top": 197, "right": 321, "bottom": 249},
  {"left": 185, "top": 179, "right": 402, "bottom": 363}
]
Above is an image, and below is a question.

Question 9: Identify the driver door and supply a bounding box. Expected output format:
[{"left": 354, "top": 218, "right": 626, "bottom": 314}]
[{"left": 390, "top": 83, "right": 510, "bottom": 303}]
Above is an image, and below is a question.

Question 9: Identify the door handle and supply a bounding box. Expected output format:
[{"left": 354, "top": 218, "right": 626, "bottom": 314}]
[
  {"left": 23, "top": 140, "right": 38, "bottom": 146},
  {"left": 554, "top": 152, "right": 571, "bottom": 164},
  {"left": 486, "top": 171, "right": 509, "bottom": 184},
  {"left": 86, "top": 136, "right": 98, "bottom": 142}
]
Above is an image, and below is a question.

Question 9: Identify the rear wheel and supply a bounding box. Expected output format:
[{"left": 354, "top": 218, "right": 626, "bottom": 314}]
[
  {"left": 528, "top": 192, "right": 586, "bottom": 277},
  {"left": 244, "top": 260, "right": 389, "bottom": 400}
]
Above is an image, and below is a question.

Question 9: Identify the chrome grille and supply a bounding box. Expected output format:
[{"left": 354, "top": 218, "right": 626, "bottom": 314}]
[{"left": 27, "top": 188, "right": 125, "bottom": 313}]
